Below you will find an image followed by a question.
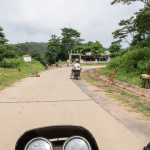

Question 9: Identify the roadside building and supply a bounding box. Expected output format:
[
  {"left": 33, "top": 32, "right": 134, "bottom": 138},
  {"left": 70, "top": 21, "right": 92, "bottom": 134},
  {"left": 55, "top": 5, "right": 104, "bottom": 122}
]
[
  {"left": 81, "top": 51, "right": 110, "bottom": 63},
  {"left": 68, "top": 51, "right": 110, "bottom": 64}
]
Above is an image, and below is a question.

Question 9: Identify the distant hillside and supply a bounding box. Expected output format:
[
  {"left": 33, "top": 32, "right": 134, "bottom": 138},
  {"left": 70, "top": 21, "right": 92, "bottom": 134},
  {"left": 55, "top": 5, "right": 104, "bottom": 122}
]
[
  {"left": 24, "top": 42, "right": 47, "bottom": 56},
  {"left": 16, "top": 42, "right": 47, "bottom": 57}
]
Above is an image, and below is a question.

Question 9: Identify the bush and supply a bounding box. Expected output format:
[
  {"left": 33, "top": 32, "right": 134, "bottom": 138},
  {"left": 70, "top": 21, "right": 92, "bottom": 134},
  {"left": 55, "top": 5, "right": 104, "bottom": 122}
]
[
  {"left": 107, "top": 56, "right": 123, "bottom": 69},
  {"left": 107, "top": 47, "right": 150, "bottom": 74},
  {"left": 0, "top": 57, "right": 42, "bottom": 68},
  {"left": 138, "top": 60, "right": 150, "bottom": 74},
  {"left": 0, "top": 58, "right": 22, "bottom": 67}
]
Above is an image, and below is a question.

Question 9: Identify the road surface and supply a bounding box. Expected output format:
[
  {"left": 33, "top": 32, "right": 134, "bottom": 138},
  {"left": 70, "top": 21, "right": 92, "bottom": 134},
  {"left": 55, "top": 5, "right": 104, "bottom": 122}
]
[{"left": 0, "top": 66, "right": 148, "bottom": 150}]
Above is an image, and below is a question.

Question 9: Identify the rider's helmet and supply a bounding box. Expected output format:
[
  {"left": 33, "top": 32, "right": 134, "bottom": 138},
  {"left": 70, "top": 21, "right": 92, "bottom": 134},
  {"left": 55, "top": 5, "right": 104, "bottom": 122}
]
[{"left": 76, "top": 59, "right": 79, "bottom": 62}]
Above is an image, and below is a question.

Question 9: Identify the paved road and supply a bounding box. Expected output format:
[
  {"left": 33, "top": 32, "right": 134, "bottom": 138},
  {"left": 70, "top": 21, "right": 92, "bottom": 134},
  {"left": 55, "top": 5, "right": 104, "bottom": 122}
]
[{"left": 0, "top": 66, "right": 148, "bottom": 150}]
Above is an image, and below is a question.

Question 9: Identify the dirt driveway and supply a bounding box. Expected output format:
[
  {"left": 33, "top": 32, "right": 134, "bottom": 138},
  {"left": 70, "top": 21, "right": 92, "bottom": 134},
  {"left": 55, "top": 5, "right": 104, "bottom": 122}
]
[{"left": 0, "top": 66, "right": 149, "bottom": 150}]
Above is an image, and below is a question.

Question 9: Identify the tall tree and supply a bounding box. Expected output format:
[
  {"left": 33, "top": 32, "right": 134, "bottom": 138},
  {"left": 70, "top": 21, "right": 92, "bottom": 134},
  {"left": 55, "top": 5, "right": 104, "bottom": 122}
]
[
  {"left": 0, "top": 27, "right": 18, "bottom": 61},
  {"left": 112, "top": 16, "right": 136, "bottom": 44},
  {"left": 61, "top": 27, "right": 82, "bottom": 60},
  {"left": 74, "top": 41, "right": 93, "bottom": 54},
  {"left": 0, "top": 26, "right": 8, "bottom": 44},
  {"left": 111, "top": 0, "right": 150, "bottom": 46},
  {"left": 45, "top": 35, "right": 61, "bottom": 64},
  {"left": 90, "top": 41, "right": 104, "bottom": 61},
  {"left": 135, "top": 7, "right": 150, "bottom": 36}
]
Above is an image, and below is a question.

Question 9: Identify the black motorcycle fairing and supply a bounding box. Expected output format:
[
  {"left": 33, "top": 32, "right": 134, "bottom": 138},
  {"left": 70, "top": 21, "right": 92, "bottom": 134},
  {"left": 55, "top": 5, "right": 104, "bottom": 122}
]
[{"left": 15, "top": 125, "right": 99, "bottom": 150}]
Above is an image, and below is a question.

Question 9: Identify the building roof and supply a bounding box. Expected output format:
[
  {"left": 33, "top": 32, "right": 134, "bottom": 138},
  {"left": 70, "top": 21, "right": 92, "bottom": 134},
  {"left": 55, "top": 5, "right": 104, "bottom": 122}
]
[{"left": 82, "top": 51, "right": 110, "bottom": 56}]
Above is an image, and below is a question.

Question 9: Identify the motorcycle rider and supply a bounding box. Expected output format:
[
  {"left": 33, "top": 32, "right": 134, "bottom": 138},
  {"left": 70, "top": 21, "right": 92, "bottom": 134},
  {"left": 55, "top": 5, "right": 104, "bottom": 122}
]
[{"left": 70, "top": 58, "right": 81, "bottom": 79}]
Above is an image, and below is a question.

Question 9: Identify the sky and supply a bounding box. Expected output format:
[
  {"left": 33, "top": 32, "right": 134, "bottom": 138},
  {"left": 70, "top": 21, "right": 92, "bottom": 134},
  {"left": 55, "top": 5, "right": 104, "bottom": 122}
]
[{"left": 0, "top": 0, "right": 144, "bottom": 48}]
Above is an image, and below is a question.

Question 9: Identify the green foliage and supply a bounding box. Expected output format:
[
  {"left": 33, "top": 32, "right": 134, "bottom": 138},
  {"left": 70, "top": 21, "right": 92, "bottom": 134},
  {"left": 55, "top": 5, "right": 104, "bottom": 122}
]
[
  {"left": 15, "top": 42, "right": 47, "bottom": 57},
  {"left": 112, "top": 17, "right": 136, "bottom": 44},
  {"left": 0, "top": 27, "right": 21, "bottom": 61},
  {"left": 0, "top": 26, "right": 8, "bottom": 44},
  {"left": 132, "top": 7, "right": 150, "bottom": 46},
  {"left": 0, "top": 44, "right": 18, "bottom": 61},
  {"left": 15, "top": 42, "right": 47, "bottom": 65},
  {"left": 45, "top": 35, "right": 61, "bottom": 64},
  {"left": 111, "top": 0, "right": 150, "bottom": 48},
  {"left": 29, "top": 49, "right": 42, "bottom": 62},
  {"left": 109, "top": 44, "right": 122, "bottom": 53},
  {"left": 107, "top": 47, "right": 150, "bottom": 74},
  {"left": 0, "top": 58, "right": 21, "bottom": 67},
  {"left": 138, "top": 59, "right": 150, "bottom": 74},
  {"left": 74, "top": 42, "right": 93, "bottom": 54},
  {"left": 0, "top": 57, "right": 42, "bottom": 68},
  {"left": 90, "top": 41, "right": 104, "bottom": 60},
  {"left": 107, "top": 55, "right": 123, "bottom": 69},
  {"left": 111, "top": 0, "right": 150, "bottom": 7},
  {"left": 15, "top": 43, "right": 29, "bottom": 56},
  {"left": 135, "top": 7, "right": 150, "bottom": 28},
  {"left": 109, "top": 44, "right": 124, "bottom": 58},
  {"left": 61, "top": 27, "right": 82, "bottom": 60},
  {"left": 132, "top": 35, "right": 150, "bottom": 47}
]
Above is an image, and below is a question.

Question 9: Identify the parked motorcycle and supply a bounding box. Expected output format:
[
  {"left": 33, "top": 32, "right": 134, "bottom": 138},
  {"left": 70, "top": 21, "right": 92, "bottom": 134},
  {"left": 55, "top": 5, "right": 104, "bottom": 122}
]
[{"left": 15, "top": 125, "right": 99, "bottom": 150}]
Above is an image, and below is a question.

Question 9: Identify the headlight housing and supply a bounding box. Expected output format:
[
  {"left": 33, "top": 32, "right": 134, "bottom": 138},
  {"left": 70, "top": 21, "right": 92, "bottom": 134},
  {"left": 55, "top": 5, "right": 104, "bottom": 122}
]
[
  {"left": 24, "top": 137, "right": 53, "bottom": 150},
  {"left": 62, "top": 136, "right": 91, "bottom": 150}
]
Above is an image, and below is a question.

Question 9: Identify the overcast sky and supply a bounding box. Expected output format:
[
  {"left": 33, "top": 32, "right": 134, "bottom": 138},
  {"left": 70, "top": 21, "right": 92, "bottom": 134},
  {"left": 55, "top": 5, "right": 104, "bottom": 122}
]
[{"left": 0, "top": 0, "right": 144, "bottom": 48}]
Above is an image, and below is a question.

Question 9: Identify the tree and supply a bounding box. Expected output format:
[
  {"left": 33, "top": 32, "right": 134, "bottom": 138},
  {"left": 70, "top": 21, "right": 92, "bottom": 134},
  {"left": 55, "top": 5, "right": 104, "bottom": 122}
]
[
  {"left": 61, "top": 27, "right": 82, "bottom": 60},
  {"left": 109, "top": 44, "right": 123, "bottom": 58},
  {"left": 135, "top": 7, "right": 150, "bottom": 36},
  {"left": 15, "top": 43, "right": 29, "bottom": 56},
  {"left": 90, "top": 41, "right": 104, "bottom": 61},
  {"left": 131, "top": 7, "right": 150, "bottom": 46},
  {"left": 111, "top": 0, "right": 150, "bottom": 7},
  {"left": 0, "top": 44, "right": 18, "bottom": 61},
  {"left": 29, "top": 49, "right": 42, "bottom": 62},
  {"left": 45, "top": 35, "right": 61, "bottom": 64},
  {"left": 111, "top": 0, "right": 150, "bottom": 46},
  {"left": 74, "top": 41, "right": 93, "bottom": 54},
  {"left": 112, "top": 16, "right": 136, "bottom": 44},
  {"left": 0, "top": 27, "right": 20, "bottom": 62},
  {"left": 0, "top": 26, "right": 8, "bottom": 44}
]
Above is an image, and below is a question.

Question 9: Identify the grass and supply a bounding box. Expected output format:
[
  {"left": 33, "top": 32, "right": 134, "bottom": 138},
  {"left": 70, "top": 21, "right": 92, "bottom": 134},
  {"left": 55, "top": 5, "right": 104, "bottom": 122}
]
[
  {"left": 99, "top": 67, "right": 142, "bottom": 86},
  {"left": 104, "top": 89, "right": 113, "bottom": 93},
  {"left": 81, "top": 62, "right": 107, "bottom": 66},
  {"left": 108, "top": 95, "right": 128, "bottom": 102},
  {"left": 56, "top": 61, "right": 68, "bottom": 65},
  {"left": 132, "top": 102, "right": 150, "bottom": 117},
  {"left": 116, "top": 89, "right": 140, "bottom": 99},
  {"left": 0, "top": 62, "right": 44, "bottom": 90},
  {"left": 82, "top": 69, "right": 150, "bottom": 119}
]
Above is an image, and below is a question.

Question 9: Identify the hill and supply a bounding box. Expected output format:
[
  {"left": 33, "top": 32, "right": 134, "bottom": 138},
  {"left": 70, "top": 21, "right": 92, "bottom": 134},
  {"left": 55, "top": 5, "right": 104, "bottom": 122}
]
[{"left": 16, "top": 42, "right": 47, "bottom": 57}]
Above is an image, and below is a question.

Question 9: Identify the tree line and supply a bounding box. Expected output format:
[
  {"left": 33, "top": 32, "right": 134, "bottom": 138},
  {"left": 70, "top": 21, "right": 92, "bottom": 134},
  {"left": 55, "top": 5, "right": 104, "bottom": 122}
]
[{"left": 0, "top": 27, "right": 111, "bottom": 66}]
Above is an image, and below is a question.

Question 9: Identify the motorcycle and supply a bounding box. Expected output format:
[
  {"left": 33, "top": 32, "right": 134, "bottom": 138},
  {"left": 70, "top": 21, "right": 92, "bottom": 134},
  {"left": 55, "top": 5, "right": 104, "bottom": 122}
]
[
  {"left": 15, "top": 125, "right": 99, "bottom": 150},
  {"left": 72, "top": 68, "right": 82, "bottom": 80}
]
